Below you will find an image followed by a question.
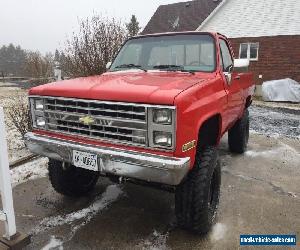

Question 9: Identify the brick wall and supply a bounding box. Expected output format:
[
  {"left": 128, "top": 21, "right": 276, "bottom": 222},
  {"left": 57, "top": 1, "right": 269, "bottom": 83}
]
[{"left": 229, "top": 35, "right": 300, "bottom": 84}]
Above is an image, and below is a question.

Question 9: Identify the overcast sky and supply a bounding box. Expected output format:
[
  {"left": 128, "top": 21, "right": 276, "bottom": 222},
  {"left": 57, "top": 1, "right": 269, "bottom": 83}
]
[{"left": 0, "top": 0, "right": 180, "bottom": 53}]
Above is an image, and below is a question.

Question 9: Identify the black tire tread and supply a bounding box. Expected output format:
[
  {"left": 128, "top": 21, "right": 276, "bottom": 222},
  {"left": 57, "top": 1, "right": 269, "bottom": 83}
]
[
  {"left": 175, "top": 146, "right": 221, "bottom": 234},
  {"left": 228, "top": 109, "right": 249, "bottom": 154},
  {"left": 48, "top": 159, "right": 99, "bottom": 197}
]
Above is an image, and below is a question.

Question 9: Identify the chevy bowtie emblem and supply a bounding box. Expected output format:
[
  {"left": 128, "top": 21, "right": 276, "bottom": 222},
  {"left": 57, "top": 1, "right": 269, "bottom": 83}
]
[{"left": 79, "top": 116, "right": 95, "bottom": 126}]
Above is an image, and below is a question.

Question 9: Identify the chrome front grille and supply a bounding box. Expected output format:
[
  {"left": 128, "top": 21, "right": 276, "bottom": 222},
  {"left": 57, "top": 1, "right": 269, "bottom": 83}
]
[{"left": 42, "top": 97, "right": 147, "bottom": 146}]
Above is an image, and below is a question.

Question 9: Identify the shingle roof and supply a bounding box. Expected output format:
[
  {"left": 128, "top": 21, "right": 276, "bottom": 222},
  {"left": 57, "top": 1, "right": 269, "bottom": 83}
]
[
  {"left": 142, "top": 0, "right": 223, "bottom": 34},
  {"left": 199, "top": 0, "right": 300, "bottom": 37}
]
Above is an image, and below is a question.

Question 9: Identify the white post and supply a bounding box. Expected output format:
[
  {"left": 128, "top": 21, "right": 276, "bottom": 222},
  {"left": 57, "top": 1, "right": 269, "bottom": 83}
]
[
  {"left": 0, "top": 107, "right": 16, "bottom": 240},
  {"left": 54, "top": 61, "right": 62, "bottom": 81}
]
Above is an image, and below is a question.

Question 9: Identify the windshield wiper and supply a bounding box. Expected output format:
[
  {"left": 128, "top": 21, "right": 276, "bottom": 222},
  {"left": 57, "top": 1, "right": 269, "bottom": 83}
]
[
  {"left": 178, "top": 69, "right": 196, "bottom": 75},
  {"left": 153, "top": 65, "right": 195, "bottom": 74},
  {"left": 153, "top": 65, "right": 183, "bottom": 70},
  {"left": 115, "top": 64, "right": 147, "bottom": 72}
]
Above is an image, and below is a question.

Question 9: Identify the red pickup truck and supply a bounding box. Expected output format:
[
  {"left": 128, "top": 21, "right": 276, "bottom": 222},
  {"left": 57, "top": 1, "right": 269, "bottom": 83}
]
[{"left": 25, "top": 32, "right": 254, "bottom": 234}]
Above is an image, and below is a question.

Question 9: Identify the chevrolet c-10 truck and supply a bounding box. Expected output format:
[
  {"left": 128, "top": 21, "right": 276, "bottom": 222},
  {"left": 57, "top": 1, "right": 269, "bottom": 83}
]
[{"left": 25, "top": 31, "right": 254, "bottom": 234}]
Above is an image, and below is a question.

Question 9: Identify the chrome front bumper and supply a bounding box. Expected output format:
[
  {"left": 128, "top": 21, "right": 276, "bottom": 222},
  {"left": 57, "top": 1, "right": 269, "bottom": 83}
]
[{"left": 24, "top": 132, "right": 190, "bottom": 185}]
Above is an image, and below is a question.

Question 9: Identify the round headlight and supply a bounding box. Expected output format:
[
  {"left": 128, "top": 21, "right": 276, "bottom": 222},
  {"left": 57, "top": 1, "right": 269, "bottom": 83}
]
[{"left": 153, "top": 109, "right": 172, "bottom": 124}]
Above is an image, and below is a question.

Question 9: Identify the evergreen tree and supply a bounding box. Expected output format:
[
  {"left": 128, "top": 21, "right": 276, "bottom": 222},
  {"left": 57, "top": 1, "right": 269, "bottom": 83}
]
[
  {"left": 0, "top": 43, "right": 27, "bottom": 76},
  {"left": 54, "top": 49, "right": 60, "bottom": 62},
  {"left": 126, "top": 15, "right": 140, "bottom": 37}
]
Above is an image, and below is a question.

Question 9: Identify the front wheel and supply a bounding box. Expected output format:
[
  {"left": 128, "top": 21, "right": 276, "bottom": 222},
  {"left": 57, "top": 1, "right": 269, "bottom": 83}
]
[
  {"left": 175, "top": 146, "right": 221, "bottom": 234},
  {"left": 48, "top": 159, "right": 99, "bottom": 197}
]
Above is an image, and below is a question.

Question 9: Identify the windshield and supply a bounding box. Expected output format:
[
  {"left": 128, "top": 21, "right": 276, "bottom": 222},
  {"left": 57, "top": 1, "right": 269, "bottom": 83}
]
[{"left": 110, "top": 34, "right": 216, "bottom": 73}]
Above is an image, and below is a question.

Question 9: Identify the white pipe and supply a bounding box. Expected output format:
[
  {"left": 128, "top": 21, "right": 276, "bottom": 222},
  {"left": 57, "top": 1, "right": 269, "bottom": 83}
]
[{"left": 0, "top": 107, "right": 16, "bottom": 239}]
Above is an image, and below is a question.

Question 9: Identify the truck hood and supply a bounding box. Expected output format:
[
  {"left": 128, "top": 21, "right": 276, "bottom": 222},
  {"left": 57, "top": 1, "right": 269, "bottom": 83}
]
[{"left": 29, "top": 70, "right": 209, "bottom": 105}]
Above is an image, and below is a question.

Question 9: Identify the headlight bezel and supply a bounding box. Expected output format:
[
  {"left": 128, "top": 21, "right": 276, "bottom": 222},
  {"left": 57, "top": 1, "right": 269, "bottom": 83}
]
[
  {"left": 30, "top": 97, "right": 46, "bottom": 129},
  {"left": 148, "top": 106, "right": 176, "bottom": 150}
]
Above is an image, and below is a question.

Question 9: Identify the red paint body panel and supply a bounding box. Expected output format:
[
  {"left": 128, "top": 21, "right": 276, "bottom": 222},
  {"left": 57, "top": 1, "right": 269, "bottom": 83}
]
[
  {"left": 30, "top": 32, "right": 254, "bottom": 170},
  {"left": 29, "top": 71, "right": 208, "bottom": 105}
]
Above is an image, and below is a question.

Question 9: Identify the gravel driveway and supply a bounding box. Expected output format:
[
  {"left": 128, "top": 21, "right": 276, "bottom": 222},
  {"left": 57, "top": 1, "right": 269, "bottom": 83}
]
[{"left": 249, "top": 105, "right": 300, "bottom": 139}]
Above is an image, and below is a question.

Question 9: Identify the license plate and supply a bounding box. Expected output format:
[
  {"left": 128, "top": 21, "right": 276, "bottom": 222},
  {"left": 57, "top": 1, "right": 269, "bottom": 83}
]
[{"left": 73, "top": 150, "right": 98, "bottom": 171}]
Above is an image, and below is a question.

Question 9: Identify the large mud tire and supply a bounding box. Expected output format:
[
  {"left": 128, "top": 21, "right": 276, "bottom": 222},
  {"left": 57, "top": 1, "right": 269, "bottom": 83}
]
[
  {"left": 175, "top": 146, "right": 221, "bottom": 234},
  {"left": 228, "top": 109, "right": 250, "bottom": 154},
  {"left": 48, "top": 159, "right": 99, "bottom": 197}
]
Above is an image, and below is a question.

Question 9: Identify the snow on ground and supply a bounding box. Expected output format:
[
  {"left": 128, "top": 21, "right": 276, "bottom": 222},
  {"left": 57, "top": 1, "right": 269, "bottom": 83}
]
[
  {"left": 35, "top": 184, "right": 123, "bottom": 246},
  {"left": 6, "top": 124, "right": 29, "bottom": 163},
  {"left": 41, "top": 236, "right": 63, "bottom": 250},
  {"left": 10, "top": 158, "right": 48, "bottom": 187},
  {"left": 245, "top": 142, "right": 300, "bottom": 165},
  {"left": 0, "top": 85, "right": 30, "bottom": 162},
  {"left": 0, "top": 85, "right": 25, "bottom": 107},
  {"left": 210, "top": 223, "right": 227, "bottom": 242},
  {"left": 138, "top": 230, "right": 169, "bottom": 250}
]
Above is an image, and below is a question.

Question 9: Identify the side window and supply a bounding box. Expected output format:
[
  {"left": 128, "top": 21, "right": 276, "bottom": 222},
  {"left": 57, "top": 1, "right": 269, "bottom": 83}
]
[{"left": 219, "top": 39, "right": 233, "bottom": 72}]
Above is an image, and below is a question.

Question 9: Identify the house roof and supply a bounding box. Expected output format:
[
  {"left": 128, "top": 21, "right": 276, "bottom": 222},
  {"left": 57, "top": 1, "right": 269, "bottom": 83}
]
[
  {"left": 198, "top": 0, "right": 300, "bottom": 37},
  {"left": 142, "top": 0, "right": 223, "bottom": 34}
]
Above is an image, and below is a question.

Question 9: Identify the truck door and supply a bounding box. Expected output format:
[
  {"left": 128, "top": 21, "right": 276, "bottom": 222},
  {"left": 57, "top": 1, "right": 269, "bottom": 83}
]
[{"left": 219, "top": 38, "right": 243, "bottom": 130}]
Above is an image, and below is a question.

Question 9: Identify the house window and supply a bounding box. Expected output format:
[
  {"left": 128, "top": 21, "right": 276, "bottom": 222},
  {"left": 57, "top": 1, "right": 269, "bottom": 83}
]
[{"left": 239, "top": 43, "right": 259, "bottom": 61}]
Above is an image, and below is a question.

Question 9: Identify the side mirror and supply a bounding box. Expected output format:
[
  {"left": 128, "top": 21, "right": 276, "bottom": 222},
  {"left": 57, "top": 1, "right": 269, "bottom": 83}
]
[
  {"left": 106, "top": 62, "right": 112, "bottom": 70},
  {"left": 233, "top": 59, "right": 249, "bottom": 72}
]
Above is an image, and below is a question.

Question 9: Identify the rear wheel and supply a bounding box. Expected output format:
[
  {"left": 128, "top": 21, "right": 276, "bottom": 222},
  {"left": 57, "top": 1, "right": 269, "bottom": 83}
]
[
  {"left": 48, "top": 159, "right": 99, "bottom": 197},
  {"left": 175, "top": 146, "right": 221, "bottom": 234},
  {"left": 228, "top": 109, "right": 249, "bottom": 154}
]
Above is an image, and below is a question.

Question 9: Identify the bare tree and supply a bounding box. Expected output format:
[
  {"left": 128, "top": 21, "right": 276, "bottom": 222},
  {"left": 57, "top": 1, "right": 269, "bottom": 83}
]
[
  {"left": 23, "top": 51, "right": 53, "bottom": 79},
  {"left": 61, "top": 14, "right": 127, "bottom": 78},
  {"left": 6, "top": 96, "right": 32, "bottom": 137}
]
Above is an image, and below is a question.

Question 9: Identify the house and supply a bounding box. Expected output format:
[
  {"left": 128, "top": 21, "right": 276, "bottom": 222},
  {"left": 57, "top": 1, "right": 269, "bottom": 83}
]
[
  {"left": 142, "top": 0, "right": 223, "bottom": 34},
  {"left": 143, "top": 0, "right": 300, "bottom": 85}
]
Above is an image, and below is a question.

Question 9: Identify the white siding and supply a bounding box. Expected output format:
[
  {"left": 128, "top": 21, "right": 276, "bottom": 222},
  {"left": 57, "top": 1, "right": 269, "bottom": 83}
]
[{"left": 198, "top": 0, "right": 300, "bottom": 38}]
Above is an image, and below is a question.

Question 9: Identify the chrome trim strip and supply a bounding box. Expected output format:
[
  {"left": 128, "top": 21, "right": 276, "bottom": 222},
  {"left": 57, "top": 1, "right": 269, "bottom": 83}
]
[
  {"left": 29, "top": 96, "right": 176, "bottom": 109},
  {"left": 44, "top": 129, "right": 147, "bottom": 148},
  {"left": 47, "top": 124, "right": 146, "bottom": 139},
  {"left": 44, "top": 109, "right": 147, "bottom": 124},
  {"left": 45, "top": 103, "right": 146, "bottom": 116},
  {"left": 47, "top": 122, "right": 147, "bottom": 132},
  {"left": 25, "top": 132, "right": 190, "bottom": 185}
]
